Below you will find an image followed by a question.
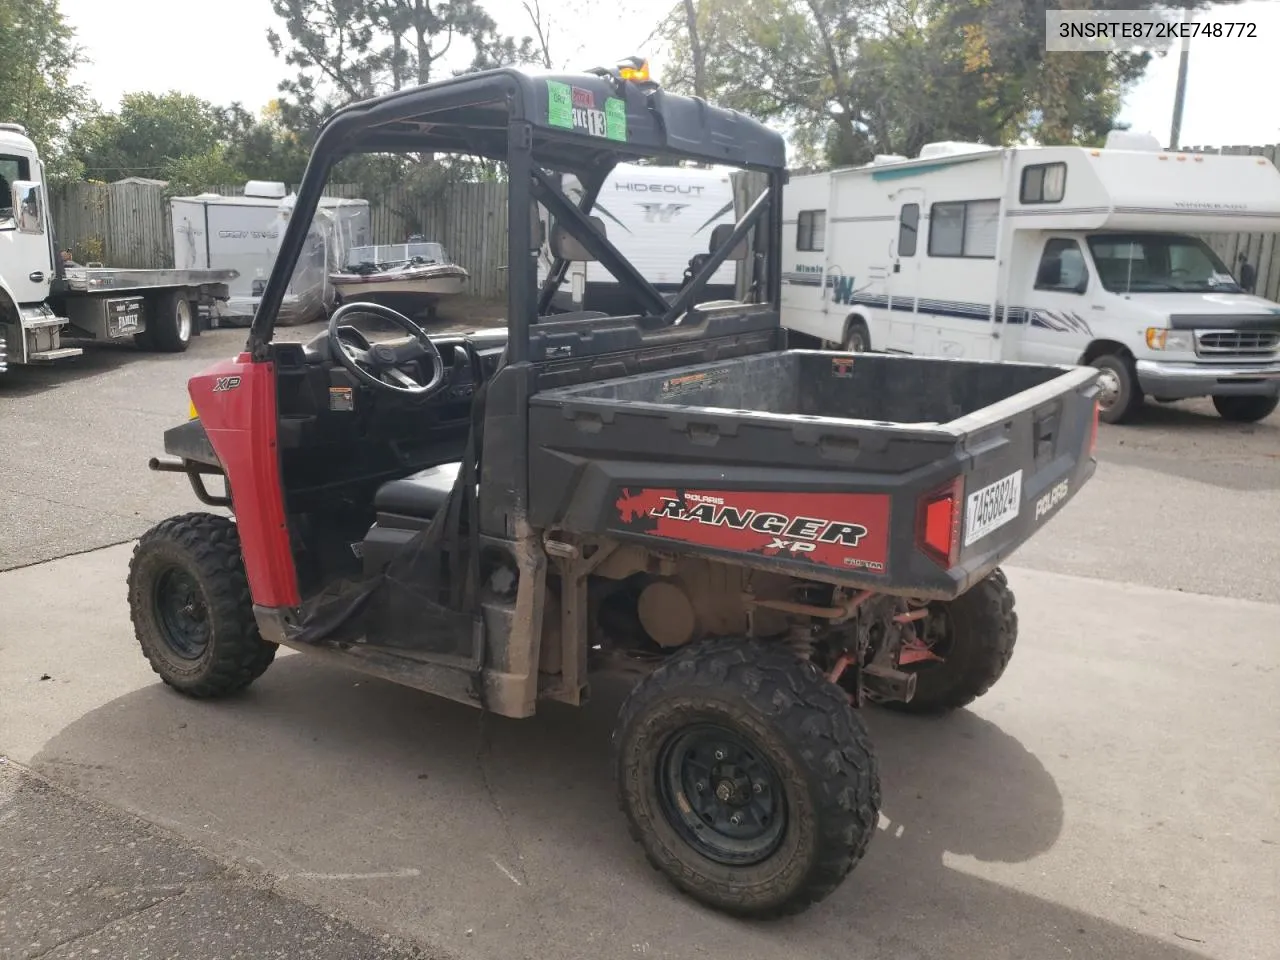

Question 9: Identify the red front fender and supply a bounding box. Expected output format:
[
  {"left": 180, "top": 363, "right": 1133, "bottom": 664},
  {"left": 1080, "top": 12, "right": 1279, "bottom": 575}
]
[{"left": 188, "top": 353, "right": 299, "bottom": 608}]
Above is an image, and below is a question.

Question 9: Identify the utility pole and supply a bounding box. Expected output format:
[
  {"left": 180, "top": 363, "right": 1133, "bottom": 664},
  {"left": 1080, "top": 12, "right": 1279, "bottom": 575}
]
[{"left": 1168, "top": 7, "right": 1192, "bottom": 149}]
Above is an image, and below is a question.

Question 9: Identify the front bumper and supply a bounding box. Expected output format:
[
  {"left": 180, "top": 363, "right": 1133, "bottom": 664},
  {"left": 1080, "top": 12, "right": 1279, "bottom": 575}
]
[{"left": 1136, "top": 359, "right": 1280, "bottom": 400}]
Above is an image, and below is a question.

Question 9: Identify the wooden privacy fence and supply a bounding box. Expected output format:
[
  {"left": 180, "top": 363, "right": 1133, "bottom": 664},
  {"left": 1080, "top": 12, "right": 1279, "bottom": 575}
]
[
  {"left": 1182, "top": 144, "right": 1280, "bottom": 302},
  {"left": 50, "top": 180, "right": 512, "bottom": 299}
]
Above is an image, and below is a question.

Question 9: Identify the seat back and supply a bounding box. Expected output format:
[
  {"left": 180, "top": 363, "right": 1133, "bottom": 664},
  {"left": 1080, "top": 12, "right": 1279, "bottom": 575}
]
[{"left": 549, "top": 215, "right": 607, "bottom": 262}]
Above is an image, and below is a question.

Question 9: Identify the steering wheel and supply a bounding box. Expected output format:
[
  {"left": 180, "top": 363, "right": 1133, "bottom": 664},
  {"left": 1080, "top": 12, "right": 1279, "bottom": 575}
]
[{"left": 327, "top": 301, "right": 447, "bottom": 397}]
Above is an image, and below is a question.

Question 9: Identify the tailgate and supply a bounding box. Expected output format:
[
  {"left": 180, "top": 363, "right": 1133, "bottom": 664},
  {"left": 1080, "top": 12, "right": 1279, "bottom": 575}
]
[{"left": 947, "top": 365, "right": 1100, "bottom": 585}]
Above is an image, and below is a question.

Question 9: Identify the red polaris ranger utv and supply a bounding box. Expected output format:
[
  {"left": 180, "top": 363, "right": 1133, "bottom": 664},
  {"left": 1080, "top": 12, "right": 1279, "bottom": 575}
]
[{"left": 128, "top": 61, "right": 1100, "bottom": 918}]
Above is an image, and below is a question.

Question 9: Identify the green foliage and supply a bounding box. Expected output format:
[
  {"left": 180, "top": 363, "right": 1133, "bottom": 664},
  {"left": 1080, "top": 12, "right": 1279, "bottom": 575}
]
[
  {"left": 69, "top": 92, "right": 231, "bottom": 180},
  {"left": 660, "top": 0, "right": 1230, "bottom": 168},
  {"left": 0, "top": 0, "right": 90, "bottom": 180}
]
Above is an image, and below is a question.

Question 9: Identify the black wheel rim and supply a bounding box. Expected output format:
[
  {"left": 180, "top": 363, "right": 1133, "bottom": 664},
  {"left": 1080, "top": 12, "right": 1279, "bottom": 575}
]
[
  {"left": 153, "top": 566, "right": 210, "bottom": 660},
  {"left": 656, "top": 722, "right": 786, "bottom": 866}
]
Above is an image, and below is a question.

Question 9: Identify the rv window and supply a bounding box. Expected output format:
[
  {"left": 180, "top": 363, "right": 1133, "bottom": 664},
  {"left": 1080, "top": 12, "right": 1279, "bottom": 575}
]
[
  {"left": 797, "top": 209, "right": 825, "bottom": 252},
  {"left": 1021, "top": 163, "right": 1067, "bottom": 204},
  {"left": 928, "top": 199, "right": 998, "bottom": 258},
  {"left": 897, "top": 204, "right": 919, "bottom": 257},
  {"left": 1035, "top": 238, "right": 1088, "bottom": 293}
]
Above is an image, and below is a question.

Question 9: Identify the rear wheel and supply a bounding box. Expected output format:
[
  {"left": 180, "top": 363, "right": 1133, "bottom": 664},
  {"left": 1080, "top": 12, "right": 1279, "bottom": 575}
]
[
  {"left": 1212, "top": 394, "right": 1278, "bottom": 423},
  {"left": 147, "top": 291, "right": 194, "bottom": 352},
  {"left": 885, "top": 568, "right": 1018, "bottom": 714},
  {"left": 614, "top": 638, "right": 881, "bottom": 918},
  {"left": 127, "top": 513, "right": 276, "bottom": 697},
  {"left": 843, "top": 318, "right": 870, "bottom": 353},
  {"left": 1091, "top": 352, "right": 1143, "bottom": 424}
]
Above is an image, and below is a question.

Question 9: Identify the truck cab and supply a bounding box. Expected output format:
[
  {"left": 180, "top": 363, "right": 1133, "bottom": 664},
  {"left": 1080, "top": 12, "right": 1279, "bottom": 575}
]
[
  {"left": 1012, "top": 227, "right": 1280, "bottom": 422},
  {"left": 0, "top": 122, "right": 73, "bottom": 371}
]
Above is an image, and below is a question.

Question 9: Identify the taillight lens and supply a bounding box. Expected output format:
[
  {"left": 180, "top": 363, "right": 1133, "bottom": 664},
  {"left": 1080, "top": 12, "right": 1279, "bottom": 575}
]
[
  {"left": 917, "top": 476, "right": 963, "bottom": 569},
  {"left": 1089, "top": 398, "right": 1099, "bottom": 457}
]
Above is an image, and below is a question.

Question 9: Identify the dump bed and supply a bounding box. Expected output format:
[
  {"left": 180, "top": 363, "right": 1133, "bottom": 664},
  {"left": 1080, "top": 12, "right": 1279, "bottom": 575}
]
[{"left": 528, "top": 350, "right": 1100, "bottom": 599}]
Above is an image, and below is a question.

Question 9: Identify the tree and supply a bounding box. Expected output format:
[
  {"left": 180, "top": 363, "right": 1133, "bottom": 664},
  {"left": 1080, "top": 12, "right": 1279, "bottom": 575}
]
[
  {"left": 658, "top": 0, "right": 1230, "bottom": 168},
  {"left": 266, "top": 0, "right": 536, "bottom": 133},
  {"left": 68, "top": 92, "right": 232, "bottom": 181},
  {"left": 0, "top": 0, "right": 90, "bottom": 180}
]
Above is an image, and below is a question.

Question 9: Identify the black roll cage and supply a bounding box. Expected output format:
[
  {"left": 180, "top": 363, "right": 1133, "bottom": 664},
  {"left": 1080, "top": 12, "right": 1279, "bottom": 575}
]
[{"left": 246, "top": 66, "right": 787, "bottom": 366}]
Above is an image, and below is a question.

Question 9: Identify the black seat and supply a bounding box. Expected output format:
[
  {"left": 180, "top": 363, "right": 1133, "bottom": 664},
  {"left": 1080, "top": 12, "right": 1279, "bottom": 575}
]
[{"left": 374, "top": 462, "right": 461, "bottom": 518}]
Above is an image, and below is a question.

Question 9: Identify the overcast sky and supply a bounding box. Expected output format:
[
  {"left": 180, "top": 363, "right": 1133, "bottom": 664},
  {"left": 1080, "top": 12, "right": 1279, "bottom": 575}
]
[{"left": 58, "top": 0, "right": 1280, "bottom": 152}]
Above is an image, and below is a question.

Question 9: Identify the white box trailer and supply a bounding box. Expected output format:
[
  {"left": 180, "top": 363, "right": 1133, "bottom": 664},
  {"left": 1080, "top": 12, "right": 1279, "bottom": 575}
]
[
  {"left": 536, "top": 162, "right": 738, "bottom": 314},
  {"left": 171, "top": 182, "right": 371, "bottom": 324},
  {"left": 781, "top": 131, "right": 1280, "bottom": 423}
]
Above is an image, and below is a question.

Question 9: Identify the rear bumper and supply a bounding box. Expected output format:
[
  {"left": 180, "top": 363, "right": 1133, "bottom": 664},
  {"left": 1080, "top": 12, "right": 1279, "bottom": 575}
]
[{"left": 1136, "top": 359, "right": 1280, "bottom": 399}]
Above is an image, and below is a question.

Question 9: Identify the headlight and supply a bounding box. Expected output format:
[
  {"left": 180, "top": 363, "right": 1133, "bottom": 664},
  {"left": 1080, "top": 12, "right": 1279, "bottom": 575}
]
[{"left": 1145, "top": 328, "right": 1192, "bottom": 351}]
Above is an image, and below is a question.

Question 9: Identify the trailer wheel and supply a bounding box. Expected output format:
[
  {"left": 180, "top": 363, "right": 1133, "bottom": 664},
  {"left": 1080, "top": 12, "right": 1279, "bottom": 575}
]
[
  {"left": 613, "top": 638, "right": 880, "bottom": 918},
  {"left": 885, "top": 568, "right": 1017, "bottom": 714},
  {"left": 148, "top": 292, "right": 194, "bottom": 353},
  {"left": 1212, "top": 394, "right": 1278, "bottom": 423},
  {"left": 1091, "top": 352, "right": 1142, "bottom": 424},
  {"left": 127, "top": 513, "right": 276, "bottom": 698}
]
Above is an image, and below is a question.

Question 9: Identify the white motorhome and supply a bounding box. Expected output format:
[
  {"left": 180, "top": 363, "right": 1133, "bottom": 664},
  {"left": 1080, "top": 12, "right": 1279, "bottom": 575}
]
[
  {"left": 781, "top": 132, "right": 1280, "bottom": 423},
  {"left": 1, "top": 123, "right": 235, "bottom": 373},
  {"left": 537, "top": 162, "right": 737, "bottom": 314},
  {"left": 171, "top": 183, "right": 371, "bottom": 324}
]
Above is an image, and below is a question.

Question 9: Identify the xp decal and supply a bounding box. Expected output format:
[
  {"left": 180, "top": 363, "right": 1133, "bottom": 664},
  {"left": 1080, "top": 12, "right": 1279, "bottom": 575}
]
[{"left": 614, "top": 488, "right": 890, "bottom": 573}]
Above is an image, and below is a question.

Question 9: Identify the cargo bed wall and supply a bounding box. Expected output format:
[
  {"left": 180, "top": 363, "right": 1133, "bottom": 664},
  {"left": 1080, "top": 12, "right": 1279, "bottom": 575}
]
[{"left": 549, "top": 351, "right": 1065, "bottom": 425}]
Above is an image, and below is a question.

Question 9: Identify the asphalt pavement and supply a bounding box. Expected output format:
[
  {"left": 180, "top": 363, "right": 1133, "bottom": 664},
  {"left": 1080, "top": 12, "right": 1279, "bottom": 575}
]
[{"left": 2, "top": 329, "right": 1279, "bottom": 960}]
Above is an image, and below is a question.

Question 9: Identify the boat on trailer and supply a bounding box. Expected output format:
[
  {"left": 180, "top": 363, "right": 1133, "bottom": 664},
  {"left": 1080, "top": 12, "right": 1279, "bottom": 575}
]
[{"left": 329, "top": 239, "right": 469, "bottom": 318}]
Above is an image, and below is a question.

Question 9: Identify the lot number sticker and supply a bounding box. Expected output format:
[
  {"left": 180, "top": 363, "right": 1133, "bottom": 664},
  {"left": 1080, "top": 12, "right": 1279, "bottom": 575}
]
[{"left": 963, "top": 469, "right": 1023, "bottom": 547}]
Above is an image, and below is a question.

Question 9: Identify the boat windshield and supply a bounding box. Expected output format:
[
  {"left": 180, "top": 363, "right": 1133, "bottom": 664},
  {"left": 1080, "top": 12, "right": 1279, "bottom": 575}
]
[{"left": 345, "top": 241, "right": 449, "bottom": 269}]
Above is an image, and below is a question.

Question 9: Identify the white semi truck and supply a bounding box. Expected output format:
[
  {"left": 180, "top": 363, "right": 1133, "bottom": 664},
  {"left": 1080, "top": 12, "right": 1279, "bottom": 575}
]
[{"left": 0, "top": 122, "right": 237, "bottom": 374}]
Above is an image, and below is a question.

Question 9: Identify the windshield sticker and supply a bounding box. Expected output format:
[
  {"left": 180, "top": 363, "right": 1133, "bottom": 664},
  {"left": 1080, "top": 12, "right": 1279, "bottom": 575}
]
[
  {"left": 546, "top": 80, "right": 626, "bottom": 140},
  {"left": 605, "top": 98, "right": 626, "bottom": 141}
]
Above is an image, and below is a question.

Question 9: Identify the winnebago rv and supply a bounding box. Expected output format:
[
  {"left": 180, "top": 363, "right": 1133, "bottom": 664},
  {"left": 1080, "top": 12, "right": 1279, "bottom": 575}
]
[
  {"left": 171, "top": 182, "right": 370, "bottom": 323},
  {"left": 537, "top": 162, "right": 738, "bottom": 314},
  {"left": 781, "top": 132, "right": 1280, "bottom": 423}
]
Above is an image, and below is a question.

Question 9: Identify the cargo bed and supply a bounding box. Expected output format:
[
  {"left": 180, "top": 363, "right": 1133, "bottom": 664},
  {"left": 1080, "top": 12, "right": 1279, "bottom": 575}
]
[{"left": 529, "top": 349, "right": 1100, "bottom": 599}]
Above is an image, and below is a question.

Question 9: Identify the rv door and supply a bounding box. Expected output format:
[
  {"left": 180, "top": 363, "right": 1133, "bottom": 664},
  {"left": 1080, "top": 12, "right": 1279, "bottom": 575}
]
[{"left": 886, "top": 198, "right": 922, "bottom": 352}]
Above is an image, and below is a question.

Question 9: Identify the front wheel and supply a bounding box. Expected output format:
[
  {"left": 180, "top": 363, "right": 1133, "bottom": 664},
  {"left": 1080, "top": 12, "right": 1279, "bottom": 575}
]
[
  {"left": 1212, "top": 394, "right": 1278, "bottom": 423},
  {"left": 127, "top": 513, "right": 276, "bottom": 697},
  {"left": 1091, "top": 352, "right": 1143, "bottom": 424},
  {"left": 613, "top": 638, "right": 881, "bottom": 919},
  {"left": 885, "top": 568, "right": 1018, "bottom": 714}
]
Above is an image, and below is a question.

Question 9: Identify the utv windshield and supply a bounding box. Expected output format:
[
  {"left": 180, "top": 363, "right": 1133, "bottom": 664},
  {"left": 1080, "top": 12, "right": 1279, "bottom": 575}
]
[
  {"left": 250, "top": 65, "right": 785, "bottom": 360},
  {"left": 1087, "top": 233, "right": 1244, "bottom": 294}
]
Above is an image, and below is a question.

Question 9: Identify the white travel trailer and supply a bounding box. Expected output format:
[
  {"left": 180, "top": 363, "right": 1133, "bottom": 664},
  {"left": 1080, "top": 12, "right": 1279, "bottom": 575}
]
[
  {"left": 781, "top": 132, "right": 1280, "bottom": 423},
  {"left": 537, "top": 162, "right": 738, "bottom": 314},
  {"left": 171, "top": 182, "right": 371, "bottom": 323}
]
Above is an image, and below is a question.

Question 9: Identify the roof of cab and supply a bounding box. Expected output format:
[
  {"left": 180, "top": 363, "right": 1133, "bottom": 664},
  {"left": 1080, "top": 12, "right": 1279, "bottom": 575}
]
[{"left": 314, "top": 65, "right": 787, "bottom": 174}]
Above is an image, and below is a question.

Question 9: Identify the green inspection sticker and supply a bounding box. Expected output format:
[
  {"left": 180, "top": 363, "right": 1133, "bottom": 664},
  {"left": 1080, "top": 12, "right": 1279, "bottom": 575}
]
[
  {"left": 547, "top": 80, "right": 573, "bottom": 129},
  {"left": 604, "top": 97, "right": 626, "bottom": 141}
]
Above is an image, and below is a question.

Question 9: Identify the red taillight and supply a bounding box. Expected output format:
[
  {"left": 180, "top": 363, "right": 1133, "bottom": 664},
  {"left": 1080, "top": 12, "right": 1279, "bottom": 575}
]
[
  {"left": 1089, "top": 398, "right": 1099, "bottom": 457},
  {"left": 917, "top": 476, "right": 963, "bottom": 569}
]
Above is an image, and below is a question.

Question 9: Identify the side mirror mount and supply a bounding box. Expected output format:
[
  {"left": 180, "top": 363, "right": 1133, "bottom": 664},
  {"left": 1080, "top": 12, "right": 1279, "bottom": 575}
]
[{"left": 11, "top": 181, "right": 44, "bottom": 235}]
